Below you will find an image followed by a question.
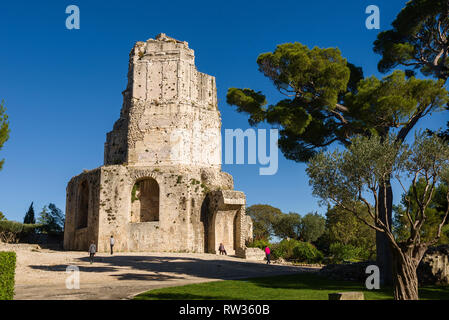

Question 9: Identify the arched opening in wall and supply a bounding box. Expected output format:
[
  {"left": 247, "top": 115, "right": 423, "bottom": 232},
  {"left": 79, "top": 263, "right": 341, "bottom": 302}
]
[
  {"left": 77, "top": 180, "right": 89, "bottom": 229},
  {"left": 200, "top": 195, "right": 210, "bottom": 253},
  {"left": 130, "top": 178, "right": 159, "bottom": 223}
]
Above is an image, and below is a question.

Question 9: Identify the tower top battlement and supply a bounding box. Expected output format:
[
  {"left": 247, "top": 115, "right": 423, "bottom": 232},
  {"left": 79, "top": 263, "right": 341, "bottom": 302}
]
[
  {"left": 133, "top": 33, "right": 194, "bottom": 62},
  {"left": 104, "top": 34, "right": 221, "bottom": 168},
  {"left": 154, "top": 33, "right": 189, "bottom": 46}
]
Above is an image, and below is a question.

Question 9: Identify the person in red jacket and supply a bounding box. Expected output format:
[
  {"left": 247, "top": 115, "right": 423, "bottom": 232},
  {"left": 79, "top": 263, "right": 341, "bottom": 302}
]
[{"left": 265, "top": 246, "right": 271, "bottom": 264}]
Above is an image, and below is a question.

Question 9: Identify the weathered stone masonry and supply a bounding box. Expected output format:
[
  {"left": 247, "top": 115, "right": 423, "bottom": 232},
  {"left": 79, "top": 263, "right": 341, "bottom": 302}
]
[{"left": 64, "top": 34, "right": 253, "bottom": 254}]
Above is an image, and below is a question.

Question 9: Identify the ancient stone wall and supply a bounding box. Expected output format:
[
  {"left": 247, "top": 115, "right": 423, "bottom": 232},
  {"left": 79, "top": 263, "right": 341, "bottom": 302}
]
[
  {"left": 65, "top": 34, "right": 252, "bottom": 254},
  {"left": 65, "top": 165, "right": 239, "bottom": 253},
  {"left": 104, "top": 33, "right": 221, "bottom": 169},
  {"left": 418, "top": 245, "right": 449, "bottom": 285},
  {"left": 64, "top": 168, "right": 101, "bottom": 251}
]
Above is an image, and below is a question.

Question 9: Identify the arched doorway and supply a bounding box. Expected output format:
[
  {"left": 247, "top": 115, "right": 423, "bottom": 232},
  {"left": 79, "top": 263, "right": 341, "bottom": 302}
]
[
  {"left": 77, "top": 180, "right": 89, "bottom": 229},
  {"left": 131, "top": 178, "right": 159, "bottom": 222}
]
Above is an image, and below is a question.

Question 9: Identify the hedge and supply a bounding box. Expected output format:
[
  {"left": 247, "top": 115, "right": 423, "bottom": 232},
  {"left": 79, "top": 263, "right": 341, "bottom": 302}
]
[
  {"left": 246, "top": 239, "right": 270, "bottom": 250},
  {"left": 270, "top": 239, "right": 324, "bottom": 263},
  {"left": 0, "top": 251, "right": 16, "bottom": 300},
  {"left": 0, "top": 220, "right": 41, "bottom": 243},
  {"left": 292, "top": 241, "right": 324, "bottom": 263},
  {"left": 329, "top": 243, "right": 364, "bottom": 263}
]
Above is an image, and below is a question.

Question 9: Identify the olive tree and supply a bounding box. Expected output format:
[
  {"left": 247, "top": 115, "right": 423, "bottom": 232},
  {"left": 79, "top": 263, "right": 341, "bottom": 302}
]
[
  {"left": 227, "top": 42, "right": 448, "bottom": 284},
  {"left": 307, "top": 133, "right": 449, "bottom": 300}
]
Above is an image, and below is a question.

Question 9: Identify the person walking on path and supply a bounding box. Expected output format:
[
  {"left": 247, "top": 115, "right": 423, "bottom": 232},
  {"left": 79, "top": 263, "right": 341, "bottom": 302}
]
[
  {"left": 265, "top": 246, "right": 271, "bottom": 264},
  {"left": 88, "top": 241, "right": 96, "bottom": 264},
  {"left": 110, "top": 235, "right": 115, "bottom": 255},
  {"left": 218, "top": 242, "right": 227, "bottom": 255}
]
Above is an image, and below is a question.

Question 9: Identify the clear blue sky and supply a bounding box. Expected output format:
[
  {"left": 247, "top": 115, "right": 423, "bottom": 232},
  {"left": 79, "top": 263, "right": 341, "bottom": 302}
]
[{"left": 0, "top": 0, "right": 447, "bottom": 222}]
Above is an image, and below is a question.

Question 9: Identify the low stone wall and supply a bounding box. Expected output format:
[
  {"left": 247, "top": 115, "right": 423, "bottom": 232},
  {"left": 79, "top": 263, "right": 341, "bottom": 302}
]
[
  {"left": 319, "top": 261, "right": 373, "bottom": 282},
  {"left": 236, "top": 247, "right": 266, "bottom": 261},
  {"left": 418, "top": 245, "right": 449, "bottom": 285},
  {"left": 319, "top": 245, "right": 449, "bottom": 286}
]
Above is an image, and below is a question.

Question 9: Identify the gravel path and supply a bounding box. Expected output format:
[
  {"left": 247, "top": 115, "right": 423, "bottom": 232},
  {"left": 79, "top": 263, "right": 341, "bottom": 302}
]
[{"left": 1, "top": 244, "right": 319, "bottom": 300}]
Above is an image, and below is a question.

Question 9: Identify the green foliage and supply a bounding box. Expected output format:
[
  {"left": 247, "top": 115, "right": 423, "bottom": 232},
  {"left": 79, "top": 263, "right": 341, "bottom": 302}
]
[
  {"left": 246, "top": 238, "right": 270, "bottom": 250},
  {"left": 246, "top": 204, "right": 283, "bottom": 240},
  {"left": 373, "top": 0, "right": 449, "bottom": 159},
  {"left": 394, "top": 179, "right": 449, "bottom": 244},
  {"left": 0, "top": 212, "right": 5, "bottom": 221},
  {"left": 23, "top": 202, "right": 35, "bottom": 224},
  {"left": 270, "top": 239, "right": 296, "bottom": 260},
  {"left": 0, "top": 220, "right": 23, "bottom": 241},
  {"left": 256, "top": 43, "right": 350, "bottom": 108},
  {"left": 227, "top": 43, "right": 354, "bottom": 162},
  {"left": 270, "top": 239, "right": 323, "bottom": 263},
  {"left": 329, "top": 243, "right": 364, "bottom": 263},
  {"left": 0, "top": 221, "right": 40, "bottom": 243},
  {"left": 373, "top": 0, "right": 449, "bottom": 80},
  {"left": 299, "top": 212, "right": 326, "bottom": 243},
  {"left": 292, "top": 241, "right": 324, "bottom": 263},
  {"left": 134, "top": 273, "right": 449, "bottom": 301},
  {"left": 247, "top": 205, "right": 326, "bottom": 244},
  {"left": 307, "top": 134, "right": 404, "bottom": 205},
  {"left": 344, "top": 71, "right": 448, "bottom": 136},
  {"left": 0, "top": 252, "right": 16, "bottom": 300},
  {"left": 325, "top": 204, "right": 376, "bottom": 260},
  {"left": 131, "top": 183, "right": 140, "bottom": 203},
  {"left": 37, "top": 203, "right": 64, "bottom": 235},
  {"left": 227, "top": 42, "right": 447, "bottom": 163},
  {"left": 0, "top": 100, "right": 10, "bottom": 171},
  {"left": 272, "top": 212, "right": 301, "bottom": 240},
  {"left": 226, "top": 88, "right": 267, "bottom": 125},
  {"left": 307, "top": 132, "right": 449, "bottom": 247}
]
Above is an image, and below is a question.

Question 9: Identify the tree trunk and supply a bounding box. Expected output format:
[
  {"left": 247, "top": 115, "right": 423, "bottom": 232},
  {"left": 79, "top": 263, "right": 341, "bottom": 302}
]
[
  {"left": 376, "top": 181, "right": 393, "bottom": 285},
  {"left": 391, "top": 249, "right": 419, "bottom": 300}
]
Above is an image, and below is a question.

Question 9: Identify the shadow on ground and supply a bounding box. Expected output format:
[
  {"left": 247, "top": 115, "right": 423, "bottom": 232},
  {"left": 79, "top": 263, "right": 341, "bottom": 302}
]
[{"left": 28, "top": 254, "right": 311, "bottom": 283}]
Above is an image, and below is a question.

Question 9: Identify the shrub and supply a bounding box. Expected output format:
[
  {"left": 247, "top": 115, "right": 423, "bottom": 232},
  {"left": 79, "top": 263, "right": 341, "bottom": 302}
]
[
  {"left": 292, "top": 241, "right": 324, "bottom": 263},
  {"left": 329, "top": 243, "right": 364, "bottom": 263},
  {"left": 270, "top": 243, "right": 282, "bottom": 260},
  {"left": 273, "top": 239, "right": 299, "bottom": 260},
  {"left": 270, "top": 239, "right": 324, "bottom": 263},
  {"left": 0, "top": 220, "right": 41, "bottom": 243},
  {"left": 271, "top": 239, "right": 323, "bottom": 263},
  {"left": 246, "top": 239, "right": 270, "bottom": 250},
  {"left": 0, "top": 252, "right": 16, "bottom": 300}
]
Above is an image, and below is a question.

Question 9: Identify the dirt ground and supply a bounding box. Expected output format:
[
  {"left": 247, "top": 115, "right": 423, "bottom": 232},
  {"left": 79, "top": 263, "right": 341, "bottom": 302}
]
[{"left": 1, "top": 243, "right": 319, "bottom": 300}]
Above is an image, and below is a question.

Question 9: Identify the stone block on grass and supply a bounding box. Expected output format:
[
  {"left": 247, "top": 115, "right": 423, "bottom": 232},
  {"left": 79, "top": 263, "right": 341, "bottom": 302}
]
[{"left": 328, "top": 292, "right": 364, "bottom": 300}]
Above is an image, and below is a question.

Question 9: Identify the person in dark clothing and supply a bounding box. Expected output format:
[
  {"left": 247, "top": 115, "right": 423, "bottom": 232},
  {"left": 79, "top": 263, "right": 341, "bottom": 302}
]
[
  {"left": 110, "top": 235, "right": 115, "bottom": 255},
  {"left": 88, "top": 241, "right": 96, "bottom": 264},
  {"left": 218, "top": 242, "right": 227, "bottom": 255}
]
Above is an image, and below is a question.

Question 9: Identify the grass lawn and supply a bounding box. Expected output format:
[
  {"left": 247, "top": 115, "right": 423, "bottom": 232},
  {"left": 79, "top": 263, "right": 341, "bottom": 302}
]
[{"left": 134, "top": 273, "right": 449, "bottom": 300}]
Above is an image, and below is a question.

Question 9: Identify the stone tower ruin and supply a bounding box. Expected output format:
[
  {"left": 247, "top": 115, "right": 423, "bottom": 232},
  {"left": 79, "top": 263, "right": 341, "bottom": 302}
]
[{"left": 64, "top": 33, "right": 253, "bottom": 254}]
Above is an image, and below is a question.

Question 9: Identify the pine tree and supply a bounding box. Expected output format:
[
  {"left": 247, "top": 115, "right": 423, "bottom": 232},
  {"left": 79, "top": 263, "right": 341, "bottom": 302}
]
[
  {"left": 38, "top": 204, "right": 65, "bottom": 234},
  {"left": 227, "top": 43, "right": 448, "bottom": 285},
  {"left": 23, "top": 202, "right": 35, "bottom": 224}
]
